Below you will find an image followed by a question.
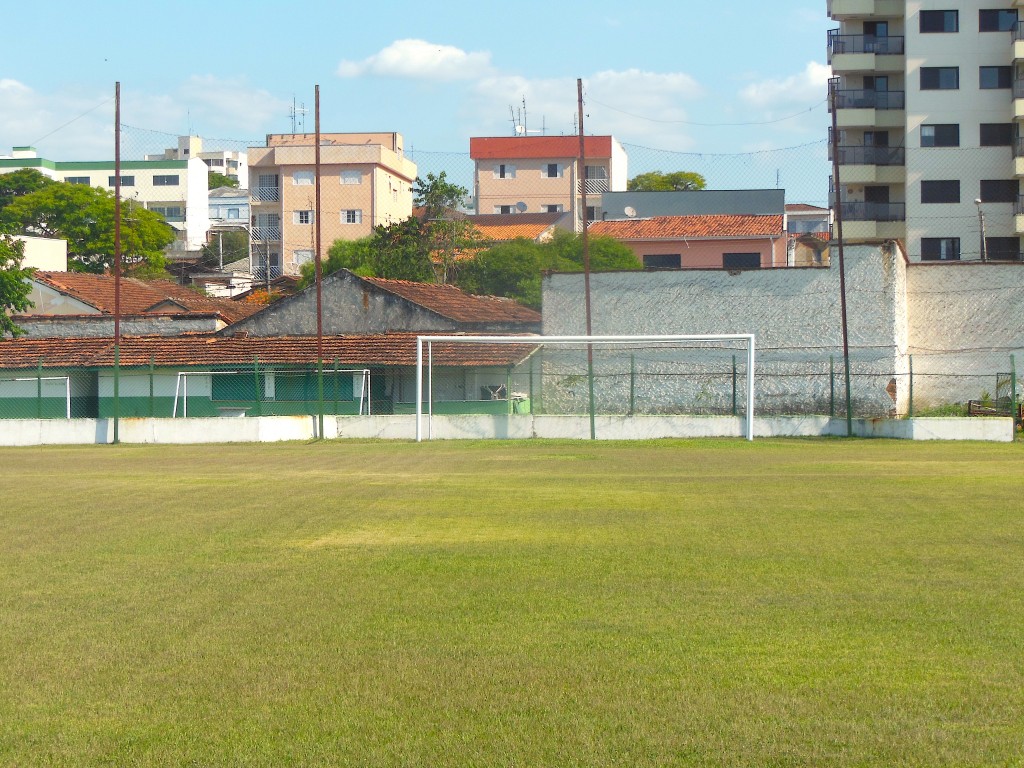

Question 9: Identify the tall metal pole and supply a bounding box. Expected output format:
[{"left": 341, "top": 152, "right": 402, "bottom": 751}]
[
  {"left": 976, "top": 199, "right": 988, "bottom": 261},
  {"left": 578, "top": 78, "right": 596, "bottom": 440},
  {"left": 314, "top": 85, "right": 325, "bottom": 440},
  {"left": 829, "top": 78, "right": 854, "bottom": 437},
  {"left": 113, "top": 82, "right": 122, "bottom": 444}
]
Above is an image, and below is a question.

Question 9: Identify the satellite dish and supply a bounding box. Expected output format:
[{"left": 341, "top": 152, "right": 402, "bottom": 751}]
[
  {"left": 515, "top": 201, "right": 527, "bottom": 213},
  {"left": 624, "top": 206, "right": 637, "bottom": 218}
]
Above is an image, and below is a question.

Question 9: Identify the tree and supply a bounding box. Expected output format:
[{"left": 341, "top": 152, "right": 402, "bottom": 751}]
[
  {"left": 0, "top": 168, "right": 56, "bottom": 210},
  {"left": 208, "top": 171, "right": 239, "bottom": 190},
  {"left": 200, "top": 229, "right": 249, "bottom": 270},
  {"left": 1, "top": 182, "right": 175, "bottom": 273},
  {"left": 627, "top": 171, "right": 707, "bottom": 192},
  {"left": 0, "top": 233, "right": 34, "bottom": 337},
  {"left": 413, "top": 172, "right": 479, "bottom": 284},
  {"left": 369, "top": 217, "right": 436, "bottom": 282},
  {"left": 457, "top": 231, "right": 641, "bottom": 309},
  {"left": 297, "top": 236, "right": 375, "bottom": 287}
]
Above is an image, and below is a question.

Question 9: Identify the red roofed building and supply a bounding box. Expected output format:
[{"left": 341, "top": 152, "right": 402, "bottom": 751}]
[
  {"left": 588, "top": 214, "right": 789, "bottom": 270},
  {"left": 469, "top": 135, "right": 627, "bottom": 226}
]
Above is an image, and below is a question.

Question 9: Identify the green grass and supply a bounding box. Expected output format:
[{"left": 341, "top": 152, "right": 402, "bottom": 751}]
[{"left": 1, "top": 439, "right": 1022, "bottom": 766}]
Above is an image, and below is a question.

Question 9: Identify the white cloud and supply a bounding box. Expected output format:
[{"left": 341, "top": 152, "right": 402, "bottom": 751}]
[
  {"left": 464, "top": 69, "right": 704, "bottom": 150},
  {"left": 739, "top": 62, "right": 831, "bottom": 110},
  {"left": 176, "top": 75, "right": 290, "bottom": 133},
  {"left": 338, "top": 39, "right": 493, "bottom": 81}
]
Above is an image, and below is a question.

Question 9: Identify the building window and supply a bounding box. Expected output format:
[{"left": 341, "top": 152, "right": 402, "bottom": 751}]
[
  {"left": 153, "top": 175, "right": 180, "bottom": 186},
  {"left": 108, "top": 175, "right": 134, "bottom": 186},
  {"left": 919, "top": 10, "right": 958, "bottom": 32},
  {"left": 543, "top": 204, "right": 564, "bottom": 213},
  {"left": 294, "top": 210, "right": 314, "bottom": 225},
  {"left": 643, "top": 254, "right": 681, "bottom": 269},
  {"left": 585, "top": 206, "right": 598, "bottom": 222},
  {"left": 294, "top": 249, "right": 315, "bottom": 265},
  {"left": 65, "top": 177, "right": 90, "bottom": 185},
  {"left": 544, "top": 163, "right": 561, "bottom": 178},
  {"left": 341, "top": 209, "right": 362, "bottom": 224},
  {"left": 920, "top": 124, "right": 959, "bottom": 147},
  {"left": 921, "top": 237, "right": 960, "bottom": 261},
  {"left": 227, "top": 208, "right": 240, "bottom": 219},
  {"left": 920, "top": 67, "right": 959, "bottom": 90},
  {"left": 979, "top": 9, "right": 1017, "bottom": 31},
  {"left": 980, "top": 123, "right": 1014, "bottom": 146},
  {"left": 986, "top": 237, "right": 1020, "bottom": 260},
  {"left": 292, "top": 170, "right": 314, "bottom": 186},
  {"left": 150, "top": 206, "right": 182, "bottom": 220},
  {"left": 493, "top": 164, "right": 516, "bottom": 179},
  {"left": 921, "top": 180, "right": 960, "bottom": 203},
  {"left": 340, "top": 170, "right": 361, "bottom": 185},
  {"left": 979, "top": 179, "right": 1018, "bottom": 202},
  {"left": 494, "top": 205, "right": 516, "bottom": 214},
  {"left": 980, "top": 66, "right": 1012, "bottom": 89},
  {"left": 723, "top": 253, "right": 761, "bottom": 269}
]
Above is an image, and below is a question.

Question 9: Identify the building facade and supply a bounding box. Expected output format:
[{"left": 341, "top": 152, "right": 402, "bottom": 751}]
[
  {"left": 0, "top": 146, "right": 211, "bottom": 251},
  {"left": 828, "top": 0, "right": 1023, "bottom": 261},
  {"left": 146, "top": 135, "right": 249, "bottom": 188},
  {"left": 247, "top": 133, "right": 417, "bottom": 278},
  {"left": 469, "top": 135, "right": 628, "bottom": 227}
]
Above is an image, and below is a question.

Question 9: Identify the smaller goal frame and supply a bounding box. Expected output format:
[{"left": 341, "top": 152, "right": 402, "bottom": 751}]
[
  {"left": 415, "top": 334, "right": 756, "bottom": 441},
  {"left": 0, "top": 375, "right": 72, "bottom": 419}
]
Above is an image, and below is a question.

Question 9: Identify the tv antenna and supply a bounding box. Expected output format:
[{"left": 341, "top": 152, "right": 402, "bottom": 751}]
[
  {"left": 624, "top": 206, "right": 637, "bottom": 218},
  {"left": 511, "top": 96, "right": 545, "bottom": 136},
  {"left": 290, "top": 96, "right": 308, "bottom": 133}
]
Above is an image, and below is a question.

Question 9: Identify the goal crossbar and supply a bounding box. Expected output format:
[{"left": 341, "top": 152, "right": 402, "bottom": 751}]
[{"left": 415, "top": 334, "right": 756, "bottom": 441}]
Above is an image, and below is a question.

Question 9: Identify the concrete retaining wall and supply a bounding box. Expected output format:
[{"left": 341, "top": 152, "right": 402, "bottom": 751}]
[{"left": 0, "top": 415, "right": 1012, "bottom": 445}]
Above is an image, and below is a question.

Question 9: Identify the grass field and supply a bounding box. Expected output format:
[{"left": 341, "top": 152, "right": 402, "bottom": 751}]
[{"left": 1, "top": 438, "right": 1022, "bottom": 766}]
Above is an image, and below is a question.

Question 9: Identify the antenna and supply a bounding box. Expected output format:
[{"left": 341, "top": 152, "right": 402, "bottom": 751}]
[
  {"left": 290, "top": 96, "right": 308, "bottom": 133},
  {"left": 515, "top": 201, "right": 527, "bottom": 213},
  {"left": 624, "top": 206, "right": 637, "bottom": 218},
  {"left": 509, "top": 105, "right": 518, "bottom": 136}
]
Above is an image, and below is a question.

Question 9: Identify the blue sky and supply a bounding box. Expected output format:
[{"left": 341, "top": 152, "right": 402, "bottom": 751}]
[{"left": 0, "top": 0, "right": 832, "bottom": 199}]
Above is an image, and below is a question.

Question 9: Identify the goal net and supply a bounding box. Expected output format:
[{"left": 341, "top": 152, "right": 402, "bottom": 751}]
[{"left": 415, "top": 334, "right": 755, "bottom": 441}]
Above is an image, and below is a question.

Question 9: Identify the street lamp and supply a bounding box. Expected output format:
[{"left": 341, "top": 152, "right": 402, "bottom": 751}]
[{"left": 975, "top": 198, "right": 987, "bottom": 262}]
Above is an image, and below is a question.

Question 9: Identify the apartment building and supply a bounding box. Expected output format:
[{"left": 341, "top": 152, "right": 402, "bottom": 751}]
[
  {"left": 146, "top": 135, "right": 249, "bottom": 188},
  {"left": 469, "top": 135, "right": 627, "bottom": 228},
  {"left": 247, "top": 133, "right": 416, "bottom": 278},
  {"left": 828, "top": 0, "right": 1023, "bottom": 261},
  {"left": 0, "top": 146, "right": 210, "bottom": 250}
]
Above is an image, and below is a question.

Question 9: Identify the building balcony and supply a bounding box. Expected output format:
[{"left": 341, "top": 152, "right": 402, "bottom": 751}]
[
  {"left": 828, "top": 0, "right": 904, "bottom": 19},
  {"left": 840, "top": 201, "right": 905, "bottom": 222},
  {"left": 251, "top": 265, "right": 284, "bottom": 281},
  {"left": 831, "top": 89, "right": 905, "bottom": 110},
  {"left": 828, "top": 32, "right": 904, "bottom": 72},
  {"left": 831, "top": 145, "right": 905, "bottom": 166},
  {"left": 251, "top": 226, "right": 281, "bottom": 242},
  {"left": 251, "top": 186, "right": 280, "bottom": 203},
  {"left": 584, "top": 178, "right": 609, "bottom": 194}
]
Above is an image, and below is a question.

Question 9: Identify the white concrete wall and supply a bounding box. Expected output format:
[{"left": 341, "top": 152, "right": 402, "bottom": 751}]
[
  {"left": 0, "top": 415, "right": 1011, "bottom": 445},
  {"left": 17, "top": 236, "right": 68, "bottom": 271}
]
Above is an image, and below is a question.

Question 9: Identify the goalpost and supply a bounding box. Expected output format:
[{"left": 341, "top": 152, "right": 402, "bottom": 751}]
[
  {"left": 172, "top": 368, "right": 372, "bottom": 417},
  {"left": 415, "top": 334, "right": 756, "bottom": 441},
  {"left": 0, "top": 375, "right": 72, "bottom": 419}
]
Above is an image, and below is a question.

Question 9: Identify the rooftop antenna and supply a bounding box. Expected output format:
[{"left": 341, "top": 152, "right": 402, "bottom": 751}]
[{"left": 290, "top": 96, "right": 308, "bottom": 133}]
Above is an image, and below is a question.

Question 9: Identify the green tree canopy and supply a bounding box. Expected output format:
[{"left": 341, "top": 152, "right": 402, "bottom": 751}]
[
  {"left": 208, "top": 171, "right": 239, "bottom": 190},
  {"left": 1, "top": 182, "right": 175, "bottom": 274},
  {"left": 200, "top": 229, "right": 249, "bottom": 270},
  {"left": 627, "top": 171, "right": 707, "bottom": 192},
  {"left": 298, "top": 236, "right": 376, "bottom": 287},
  {"left": 413, "top": 172, "right": 478, "bottom": 284},
  {"left": 0, "top": 168, "right": 57, "bottom": 210},
  {"left": 457, "top": 231, "right": 640, "bottom": 309},
  {"left": 0, "top": 233, "right": 34, "bottom": 337}
]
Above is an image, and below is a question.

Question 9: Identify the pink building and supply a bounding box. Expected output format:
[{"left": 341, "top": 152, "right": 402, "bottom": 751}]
[{"left": 588, "top": 214, "right": 788, "bottom": 269}]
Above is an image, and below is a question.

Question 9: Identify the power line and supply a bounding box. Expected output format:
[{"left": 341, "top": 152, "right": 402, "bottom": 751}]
[{"left": 29, "top": 96, "right": 115, "bottom": 145}]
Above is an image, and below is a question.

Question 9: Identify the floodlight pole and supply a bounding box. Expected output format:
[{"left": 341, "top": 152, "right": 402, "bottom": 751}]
[
  {"left": 315, "top": 84, "right": 325, "bottom": 440},
  {"left": 113, "top": 81, "right": 122, "bottom": 444},
  {"left": 578, "top": 78, "right": 596, "bottom": 440},
  {"left": 829, "top": 78, "right": 854, "bottom": 437}
]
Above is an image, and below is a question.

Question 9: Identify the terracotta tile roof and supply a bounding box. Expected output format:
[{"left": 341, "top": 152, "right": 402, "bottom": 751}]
[
  {"left": 466, "top": 213, "right": 565, "bottom": 242},
  {"left": 470, "top": 135, "right": 613, "bottom": 160},
  {"left": 31, "top": 272, "right": 260, "bottom": 324},
  {"left": 785, "top": 203, "right": 830, "bottom": 213},
  {"left": 0, "top": 334, "right": 538, "bottom": 371},
  {"left": 588, "top": 214, "right": 785, "bottom": 240},
  {"left": 360, "top": 276, "right": 542, "bottom": 324}
]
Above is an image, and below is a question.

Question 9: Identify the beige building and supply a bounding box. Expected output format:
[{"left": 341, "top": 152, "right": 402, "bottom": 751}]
[
  {"left": 146, "top": 135, "right": 249, "bottom": 188},
  {"left": 829, "top": 0, "right": 1023, "bottom": 261},
  {"left": 247, "top": 133, "right": 417, "bottom": 278},
  {"left": 469, "top": 135, "right": 628, "bottom": 229}
]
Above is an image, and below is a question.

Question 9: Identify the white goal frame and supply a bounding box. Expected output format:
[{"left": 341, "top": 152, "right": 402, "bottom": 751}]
[
  {"left": 172, "top": 368, "right": 372, "bottom": 417},
  {"left": 0, "top": 375, "right": 72, "bottom": 419},
  {"left": 415, "top": 334, "right": 755, "bottom": 441}
]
